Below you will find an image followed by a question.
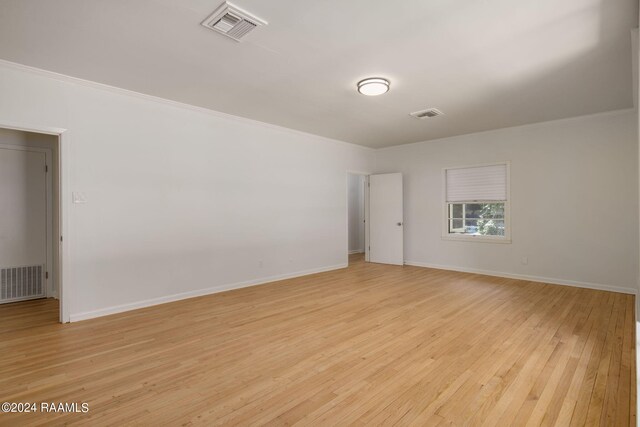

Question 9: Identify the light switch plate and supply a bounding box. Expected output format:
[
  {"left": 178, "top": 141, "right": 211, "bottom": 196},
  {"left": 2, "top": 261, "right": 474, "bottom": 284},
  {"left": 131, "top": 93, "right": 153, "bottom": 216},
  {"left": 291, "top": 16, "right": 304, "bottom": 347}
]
[{"left": 72, "top": 192, "right": 87, "bottom": 204}]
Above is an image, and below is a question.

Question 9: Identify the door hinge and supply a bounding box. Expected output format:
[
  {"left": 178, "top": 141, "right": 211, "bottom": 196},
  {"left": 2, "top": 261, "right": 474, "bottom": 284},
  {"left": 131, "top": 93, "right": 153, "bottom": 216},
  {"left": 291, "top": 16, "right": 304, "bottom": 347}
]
[
  {"left": 45, "top": 164, "right": 48, "bottom": 173},
  {"left": 45, "top": 271, "right": 49, "bottom": 279},
  {"left": 60, "top": 235, "right": 63, "bottom": 242}
]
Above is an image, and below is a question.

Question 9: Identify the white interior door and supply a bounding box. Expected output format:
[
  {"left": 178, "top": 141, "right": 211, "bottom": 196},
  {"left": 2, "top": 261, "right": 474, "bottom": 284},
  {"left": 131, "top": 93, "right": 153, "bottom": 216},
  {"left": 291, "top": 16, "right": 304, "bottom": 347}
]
[
  {"left": 0, "top": 148, "right": 47, "bottom": 302},
  {"left": 369, "top": 173, "right": 403, "bottom": 265}
]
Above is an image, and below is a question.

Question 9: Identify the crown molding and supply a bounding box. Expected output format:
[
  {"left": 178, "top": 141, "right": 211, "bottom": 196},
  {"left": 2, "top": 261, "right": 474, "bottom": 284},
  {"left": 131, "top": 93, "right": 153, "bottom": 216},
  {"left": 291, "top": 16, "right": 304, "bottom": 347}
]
[{"left": 0, "top": 59, "right": 373, "bottom": 152}]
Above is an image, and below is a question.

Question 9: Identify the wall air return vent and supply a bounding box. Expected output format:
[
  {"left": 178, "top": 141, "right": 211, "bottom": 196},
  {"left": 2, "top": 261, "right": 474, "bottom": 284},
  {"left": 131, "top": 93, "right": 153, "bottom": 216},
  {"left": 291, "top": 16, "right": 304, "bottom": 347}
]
[
  {"left": 201, "top": 2, "right": 267, "bottom": 41},
  {"left": 410, "top": 108, "right": 444, "bottom": 119},
  {"left": 1, "top": 265, "right": 45, "bottom": 304}
]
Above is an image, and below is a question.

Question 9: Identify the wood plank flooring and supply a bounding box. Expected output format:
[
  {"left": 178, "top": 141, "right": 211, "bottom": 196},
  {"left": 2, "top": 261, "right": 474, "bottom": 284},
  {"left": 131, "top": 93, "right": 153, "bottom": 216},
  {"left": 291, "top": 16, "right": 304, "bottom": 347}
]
[{"left": 0, "top": 254, "right": 635, "bottom": 426}]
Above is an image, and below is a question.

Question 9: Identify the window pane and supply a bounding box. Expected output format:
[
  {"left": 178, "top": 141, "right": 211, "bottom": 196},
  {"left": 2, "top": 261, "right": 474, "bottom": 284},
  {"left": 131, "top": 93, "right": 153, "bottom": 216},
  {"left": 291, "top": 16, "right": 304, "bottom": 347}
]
[
  {"left": 451, "top": 203, "right": 463, "bottom": 219},
  {"left": 447, "top": 202, "right": 506, "bottom": 237},
  {"left": 463, "top": 219, "right": 478, "bottom": 234},
  {"left": 477, "top": 219, "right": 505, "bottom": 236},
  {"left": 477, "top": 203, "right": 504, "bottom": 219},
  {"left": 463, "top": 204, "right": 480, "bottom": 218}
]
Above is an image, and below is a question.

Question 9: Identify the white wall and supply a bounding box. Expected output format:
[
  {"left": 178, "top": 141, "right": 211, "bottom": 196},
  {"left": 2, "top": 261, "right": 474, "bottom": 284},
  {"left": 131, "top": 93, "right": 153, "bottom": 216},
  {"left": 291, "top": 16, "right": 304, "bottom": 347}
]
[
  {"left": 0, "top": 63, "right": 374, "bottom": 320},
  {"left": 634, "top": 26, "right": 640, "bottom": 424},
  {"left": 375, "top": 110, "right": 639, "bottom": 293},
  {"left": 347, "top": 174, "right": 365, "bottom": 253}
]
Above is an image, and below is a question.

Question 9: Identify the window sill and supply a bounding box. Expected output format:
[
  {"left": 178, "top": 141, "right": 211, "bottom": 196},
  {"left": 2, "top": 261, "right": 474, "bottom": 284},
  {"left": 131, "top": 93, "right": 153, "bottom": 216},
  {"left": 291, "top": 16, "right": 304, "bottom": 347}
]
[{"left": 441, "top": 235, "right": 512, "bottom": 244}]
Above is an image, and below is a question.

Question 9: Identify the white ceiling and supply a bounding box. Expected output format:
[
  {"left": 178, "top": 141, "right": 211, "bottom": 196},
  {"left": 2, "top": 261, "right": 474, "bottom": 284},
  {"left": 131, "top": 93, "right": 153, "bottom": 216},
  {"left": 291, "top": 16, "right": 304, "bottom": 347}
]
[{"left": 0, "top": 0, "right": 637, "bottom": 148}]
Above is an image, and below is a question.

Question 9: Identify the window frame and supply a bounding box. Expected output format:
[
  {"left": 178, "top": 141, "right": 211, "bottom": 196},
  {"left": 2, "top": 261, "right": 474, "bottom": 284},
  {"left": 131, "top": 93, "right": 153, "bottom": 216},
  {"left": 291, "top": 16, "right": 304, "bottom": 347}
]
[{"left": 441, "top": 162, "right": 511, "bottom": 243}]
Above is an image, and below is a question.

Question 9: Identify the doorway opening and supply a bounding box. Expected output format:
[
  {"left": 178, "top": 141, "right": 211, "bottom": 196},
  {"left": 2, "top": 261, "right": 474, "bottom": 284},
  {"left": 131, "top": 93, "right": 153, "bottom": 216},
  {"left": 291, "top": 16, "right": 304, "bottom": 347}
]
[
  {"left": 0, "top": 126, "right": 64, "bottom": 324},
  {"left": 347, "top": 172, "right": 368, "bottom": 266}
]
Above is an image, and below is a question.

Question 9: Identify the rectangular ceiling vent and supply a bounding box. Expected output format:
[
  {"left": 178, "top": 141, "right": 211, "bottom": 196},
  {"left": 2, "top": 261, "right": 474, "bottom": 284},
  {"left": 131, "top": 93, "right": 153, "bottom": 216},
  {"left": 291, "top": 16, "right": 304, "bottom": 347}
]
[
  {"left": 410, "top": 108, "right": 444, "bottom": 119},
  {"left": 201, "top": 2, "right": 267, "bottom": 42}
]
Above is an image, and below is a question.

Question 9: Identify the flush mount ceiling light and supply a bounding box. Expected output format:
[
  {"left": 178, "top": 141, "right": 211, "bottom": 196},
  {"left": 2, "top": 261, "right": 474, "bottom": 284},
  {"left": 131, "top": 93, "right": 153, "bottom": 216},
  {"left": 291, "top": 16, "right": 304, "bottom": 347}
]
[{"left": 357, "top": 78, "right": 390, "bottom": 96}]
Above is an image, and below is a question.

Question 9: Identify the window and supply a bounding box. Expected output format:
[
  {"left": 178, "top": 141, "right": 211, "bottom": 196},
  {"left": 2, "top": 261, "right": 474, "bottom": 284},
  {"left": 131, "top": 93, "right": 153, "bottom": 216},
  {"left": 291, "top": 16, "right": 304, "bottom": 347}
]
[{"left": 443, "top": 163, "right": 510, "bottom": 242}]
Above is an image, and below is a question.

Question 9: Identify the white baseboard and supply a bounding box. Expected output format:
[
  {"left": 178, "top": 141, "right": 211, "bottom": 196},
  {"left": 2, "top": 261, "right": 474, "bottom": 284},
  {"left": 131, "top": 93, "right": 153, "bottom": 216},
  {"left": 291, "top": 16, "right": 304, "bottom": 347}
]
[
  {"left": 348, "top": 250, "right": 364, "bottom": 254},
  {"left": 404, "top": 260, "right": 637, "bottom": 295},
  {"left": 69, "top": 263, "right": 348, "bottom": 322},
  {"left": 68, "top": 260, "right": 637, "bottom": 322}
]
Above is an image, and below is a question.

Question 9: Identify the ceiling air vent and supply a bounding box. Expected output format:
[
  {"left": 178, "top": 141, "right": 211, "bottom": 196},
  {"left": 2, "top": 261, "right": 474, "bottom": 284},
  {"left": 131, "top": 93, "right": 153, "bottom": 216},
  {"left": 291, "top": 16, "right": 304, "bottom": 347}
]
[
  {"left": 410, "top": 108, "right": 444, "bottom": 119},
  {"left": 201, "top": 2, "right": 267, "bottom": 41}
]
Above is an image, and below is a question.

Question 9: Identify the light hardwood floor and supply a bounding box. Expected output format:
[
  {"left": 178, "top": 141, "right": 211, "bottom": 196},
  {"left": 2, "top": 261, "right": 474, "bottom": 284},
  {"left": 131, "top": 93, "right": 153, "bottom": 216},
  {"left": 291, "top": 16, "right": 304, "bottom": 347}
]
[{"left": 0, "top": 254, "right": 635, "bottom": 426}]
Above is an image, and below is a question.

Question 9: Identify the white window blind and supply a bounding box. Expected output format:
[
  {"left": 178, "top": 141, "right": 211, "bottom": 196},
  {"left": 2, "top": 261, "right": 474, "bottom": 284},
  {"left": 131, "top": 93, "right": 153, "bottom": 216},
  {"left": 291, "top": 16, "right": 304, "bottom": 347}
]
[{"left": 446, "top": 164, "right": 507, "bottom": 202}]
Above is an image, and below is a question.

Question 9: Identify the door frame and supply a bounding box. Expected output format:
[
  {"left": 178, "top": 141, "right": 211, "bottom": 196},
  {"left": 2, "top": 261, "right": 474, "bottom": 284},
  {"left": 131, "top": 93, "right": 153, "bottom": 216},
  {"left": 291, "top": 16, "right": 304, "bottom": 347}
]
[
  {"left": 0, "top": 121, "right": 70, "bottom": 323},
  {"left": 346, "top": 171, "right": 370, "bottom": 264},
  {"left": 0, "top": 144, "right": 54, "bottom": 298}
]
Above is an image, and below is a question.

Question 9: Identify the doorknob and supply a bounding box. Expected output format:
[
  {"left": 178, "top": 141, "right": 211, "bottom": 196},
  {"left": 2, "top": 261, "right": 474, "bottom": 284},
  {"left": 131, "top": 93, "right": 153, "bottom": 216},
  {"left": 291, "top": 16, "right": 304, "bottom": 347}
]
[{"left": 397, "top": 222, "right": 402, "bottom": 226}]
